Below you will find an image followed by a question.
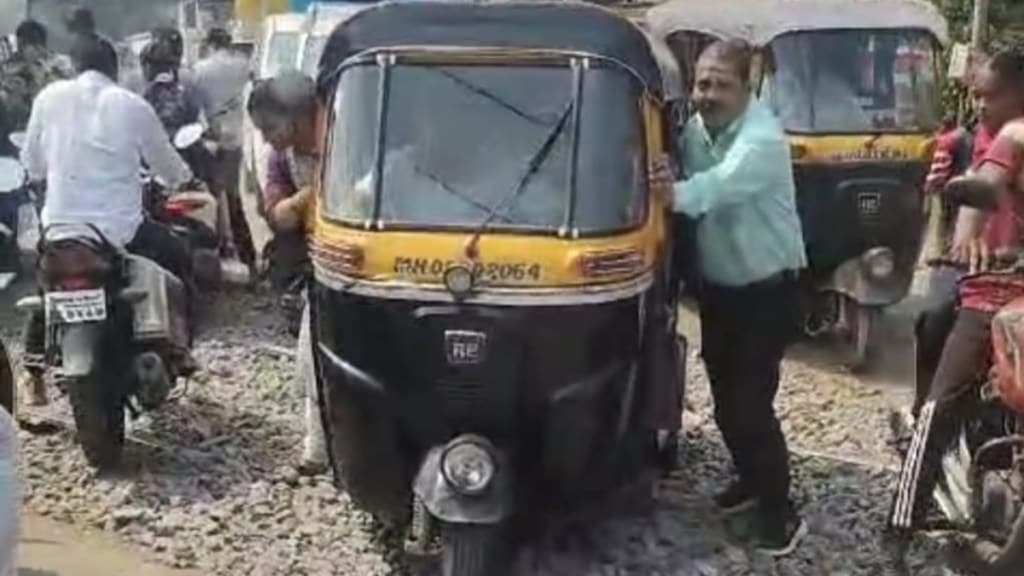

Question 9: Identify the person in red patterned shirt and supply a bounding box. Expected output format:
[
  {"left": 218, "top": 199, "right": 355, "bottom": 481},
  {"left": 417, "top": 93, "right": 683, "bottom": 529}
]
[
  {"left": 912, "top": 51, "right": 1024, "bottom": 420},
  {"left": 890, "top": 48, "right": 1024, "bottom": 534}
]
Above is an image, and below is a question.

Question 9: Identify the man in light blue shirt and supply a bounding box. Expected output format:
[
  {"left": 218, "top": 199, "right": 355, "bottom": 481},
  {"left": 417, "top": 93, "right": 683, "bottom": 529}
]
[{"left": 652, "top": 39, "right": 807, "bottom": 556}]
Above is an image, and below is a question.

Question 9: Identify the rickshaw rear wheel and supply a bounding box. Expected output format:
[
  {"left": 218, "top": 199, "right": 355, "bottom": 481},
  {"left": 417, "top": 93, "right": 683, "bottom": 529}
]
[{"left": 441, "top": 523, "right": 507, "bottom": 576}]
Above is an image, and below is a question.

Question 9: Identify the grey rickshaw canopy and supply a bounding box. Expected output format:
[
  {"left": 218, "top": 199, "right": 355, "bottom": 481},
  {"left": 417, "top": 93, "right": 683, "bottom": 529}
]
[
  {"left": 316, "top": 0, "right": 664, "bottom": 97},
  {"left": 646, "top": 0, "right": 949, "bottom": 46}
]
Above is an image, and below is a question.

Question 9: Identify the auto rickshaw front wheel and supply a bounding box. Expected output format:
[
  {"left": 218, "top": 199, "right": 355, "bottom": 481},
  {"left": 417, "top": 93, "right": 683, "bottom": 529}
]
[
  {"left": 440, "top": 523, "right": 507, "bottom": 576},
  {"left": 841, "top": 298, "right": 880, "bottom": 372}
]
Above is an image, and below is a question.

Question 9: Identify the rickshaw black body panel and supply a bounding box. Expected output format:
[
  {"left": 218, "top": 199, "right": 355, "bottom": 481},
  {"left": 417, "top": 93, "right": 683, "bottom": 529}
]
[
  {"left": 311, "top": 283, "right": 645, "bottom": 518},
  {"left": 316, "top": 0, "right": 663, "bottom": 96},
  {"left": 794, "top": 160, "right": 927, "bottom": 286}
]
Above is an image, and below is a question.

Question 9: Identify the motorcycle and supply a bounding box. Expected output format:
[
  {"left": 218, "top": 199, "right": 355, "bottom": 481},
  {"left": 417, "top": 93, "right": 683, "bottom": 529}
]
[
  {"left": 16, "top": 223, "right": 192, "bottom": 469},
  {"left": 142, "top": 169, "right": 222, "bottom": 290},
  {"left": 171, "top": 123, "right": 250, "bottom": 285},
  {"left": 0, "top": 157, "right": 26, "bottom": 290},
  {"left": 0, "top": 137, "right": 38, "bottom": 291},
  {"left": 918, "top": 175, "right": 1024, "bottom": 574}
]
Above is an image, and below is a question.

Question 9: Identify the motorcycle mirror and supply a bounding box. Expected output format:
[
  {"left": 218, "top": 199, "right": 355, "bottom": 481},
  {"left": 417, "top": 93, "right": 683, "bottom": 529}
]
[
  {"left": 0, "top": 158, "right": 25, "bottom": 192},
  {"left": 7, "top": 132, "right": 26, "bottom": 150},
  {"left": 944, "top": 175, "right": 1000, "bottom": 212},
  {"left": 173, "top": 123, "right": 205, "bottom": 150}
]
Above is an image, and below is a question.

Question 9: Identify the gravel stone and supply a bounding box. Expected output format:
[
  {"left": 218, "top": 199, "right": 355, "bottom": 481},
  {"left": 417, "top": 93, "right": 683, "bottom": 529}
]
[{"left": 1, "top": 280, "right": 963, "bottom": 575}]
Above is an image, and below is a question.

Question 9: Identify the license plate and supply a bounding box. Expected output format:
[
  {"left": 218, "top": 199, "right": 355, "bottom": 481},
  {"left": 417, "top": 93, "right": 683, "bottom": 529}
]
[{"left": 46, "top": 289, "right": 107, "bottom": 324}]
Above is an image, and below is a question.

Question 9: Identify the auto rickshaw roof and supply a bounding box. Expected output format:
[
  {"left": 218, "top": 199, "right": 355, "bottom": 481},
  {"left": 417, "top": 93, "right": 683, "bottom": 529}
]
[
  {"left": 646, "top": 0, "right": 949, "bottom": 46},
  {"left": 316, "top": 0, "right": 663, "bottom": 96}
]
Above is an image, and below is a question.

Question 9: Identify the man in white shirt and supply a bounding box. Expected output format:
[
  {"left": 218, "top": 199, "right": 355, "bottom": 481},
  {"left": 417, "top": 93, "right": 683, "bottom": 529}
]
[
  {"left": 193, "top": 28, "right": 256, "bottom": 273},
  {"left": 18, "top": 36, "right": 194, "bottom": 406}
]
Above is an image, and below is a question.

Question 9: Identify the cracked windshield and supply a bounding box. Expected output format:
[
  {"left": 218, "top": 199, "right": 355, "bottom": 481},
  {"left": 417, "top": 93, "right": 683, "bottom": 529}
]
[{"left": 0, "top": 0, "right": 1021, "bottom": 575}]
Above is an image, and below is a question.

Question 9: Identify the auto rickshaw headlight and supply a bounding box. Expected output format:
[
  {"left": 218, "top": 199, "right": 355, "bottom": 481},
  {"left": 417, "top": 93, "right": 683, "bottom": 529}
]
[
  {"left": 861, "top": 247, "right": 895, "bottom": 279},
  {"left": 444, "top": 264, "right": 475, "bottom": 298},
  {"left": 441, "top": 439, "right": 496, "bottom": 496}
]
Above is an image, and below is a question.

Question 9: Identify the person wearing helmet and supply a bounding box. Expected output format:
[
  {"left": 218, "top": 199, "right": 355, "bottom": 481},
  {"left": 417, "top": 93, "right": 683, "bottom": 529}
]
[{"left": 141, "top": 31, "right": 201, "bottom": 137}]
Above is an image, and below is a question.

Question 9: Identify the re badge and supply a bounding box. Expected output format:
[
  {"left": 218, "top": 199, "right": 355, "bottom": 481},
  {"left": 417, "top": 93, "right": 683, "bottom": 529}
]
[{"left": 445, "top": 330, "right": 487, "bottom": 365}]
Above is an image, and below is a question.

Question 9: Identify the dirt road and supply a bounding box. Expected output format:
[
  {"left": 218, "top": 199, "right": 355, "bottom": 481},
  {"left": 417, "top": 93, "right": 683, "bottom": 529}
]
[{"left": 18, "top": 514, "right": 199, "bottom": 576}]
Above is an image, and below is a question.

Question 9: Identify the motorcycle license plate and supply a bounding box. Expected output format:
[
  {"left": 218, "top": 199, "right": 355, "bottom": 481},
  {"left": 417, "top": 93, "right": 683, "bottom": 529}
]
[{"left": 45, "top": 289, "right": 107, "bottom": 324}]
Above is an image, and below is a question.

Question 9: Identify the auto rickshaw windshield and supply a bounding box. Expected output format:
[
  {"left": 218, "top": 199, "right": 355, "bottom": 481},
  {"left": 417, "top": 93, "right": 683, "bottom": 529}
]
[
  {"left": 762, "top": 29, "right": 940, "bottom": 134},
  {"left": 266, "top": 32, "right": 300, "bottom": 76},
  {"left": 322, "top": 60, "right": 647, "bottom": 233}
]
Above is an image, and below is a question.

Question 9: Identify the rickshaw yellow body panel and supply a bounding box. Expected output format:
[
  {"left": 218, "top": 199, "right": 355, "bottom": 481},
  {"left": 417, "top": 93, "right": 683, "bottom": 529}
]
[
  {"left": 309, "top": 195, "right": 667, "bottom": 290},
  {"left": 788, "top": 134, "right": 936, "bottom": 165}
]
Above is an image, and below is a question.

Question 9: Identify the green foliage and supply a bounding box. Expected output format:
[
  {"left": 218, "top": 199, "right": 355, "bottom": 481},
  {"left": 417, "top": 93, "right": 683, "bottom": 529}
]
[
  {"left": 931, "top": 0, "right": 1023, "bottom": 119},
  {"left": 931, "top": 0, "right": 1023, "bottom": 47}
]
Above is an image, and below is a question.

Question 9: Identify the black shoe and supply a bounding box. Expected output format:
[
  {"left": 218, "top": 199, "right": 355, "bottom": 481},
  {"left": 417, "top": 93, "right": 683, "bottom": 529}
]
[
  {"left": 755, "top": 511, "right": 808, "bottom": 557},
  {"left": 714, "top": 482, "right": 758, "bottom": 515}
]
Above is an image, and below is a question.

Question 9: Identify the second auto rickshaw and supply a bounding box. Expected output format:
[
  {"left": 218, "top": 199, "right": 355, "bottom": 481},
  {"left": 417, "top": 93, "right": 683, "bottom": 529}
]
[
  {"left": 309, "top": 2, "right": 682, "bottom": 574},
  {"left": 649, "top": 0, "right": 948, "bottom": 367}
]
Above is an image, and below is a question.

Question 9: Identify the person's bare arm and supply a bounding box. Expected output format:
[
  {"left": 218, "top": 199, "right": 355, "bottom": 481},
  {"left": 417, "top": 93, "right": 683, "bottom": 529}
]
[
  {"left": 270, "top": 187, "right": 312, "bottom": 231},
  {"left": 950, "top": 121, "right": 1024, "bottom": 271}
]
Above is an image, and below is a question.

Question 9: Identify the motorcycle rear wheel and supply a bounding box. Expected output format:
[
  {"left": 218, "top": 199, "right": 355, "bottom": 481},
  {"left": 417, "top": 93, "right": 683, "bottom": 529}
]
[
  {"left": 0, "top": 340, "right": 12, "bottom": 415},
  {"left": 69, "top": 368, "right": 125, "bottom": 470}
]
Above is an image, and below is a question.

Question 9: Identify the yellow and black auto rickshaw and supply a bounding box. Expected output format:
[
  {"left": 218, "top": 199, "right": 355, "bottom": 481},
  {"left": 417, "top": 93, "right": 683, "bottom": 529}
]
[
  {"left": 648, "top": 0, "right": 948, "bottom": 366},
  {"left": 309, "top": 2, "right": 682, "bottom": 573}
]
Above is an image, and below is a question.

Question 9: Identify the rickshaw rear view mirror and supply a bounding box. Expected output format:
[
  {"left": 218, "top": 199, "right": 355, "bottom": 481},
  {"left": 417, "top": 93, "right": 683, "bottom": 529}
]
[
  {"left": 173, "top": 123, "right": 205, "bottom": 150},
  {"left": 0, "top": 158, "right": 25, "bottom": 192},
  {"left": 943, "top": 175, "right": 999, "bottom": 212}
]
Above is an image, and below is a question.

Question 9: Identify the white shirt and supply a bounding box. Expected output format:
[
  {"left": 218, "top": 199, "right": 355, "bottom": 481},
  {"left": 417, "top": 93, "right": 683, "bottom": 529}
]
[
  {"left": 193, "top": 49, "right": 251, "bottom": 150},
  {"left": 21, "top": 71, "right": 192, "bottom": 246}
]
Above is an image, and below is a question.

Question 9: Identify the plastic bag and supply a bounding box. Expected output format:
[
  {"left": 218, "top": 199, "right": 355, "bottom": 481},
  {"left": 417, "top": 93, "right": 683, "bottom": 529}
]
[{"left": 15, "top": 203, "right": 38, "bottom": 253}]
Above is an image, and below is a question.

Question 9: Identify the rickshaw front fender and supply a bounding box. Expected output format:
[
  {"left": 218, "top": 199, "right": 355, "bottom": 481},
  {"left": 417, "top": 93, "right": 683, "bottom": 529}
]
[
  {"left": 413, "top": 438, "right": 512, "bottom": 525},
  {"left": 822, "top": 254, "right": 914, "bottom": 307}
]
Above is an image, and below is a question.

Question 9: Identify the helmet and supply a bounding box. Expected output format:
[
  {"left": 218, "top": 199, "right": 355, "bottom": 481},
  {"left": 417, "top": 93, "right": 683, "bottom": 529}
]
[
  {"left": 149, "top": 27, "right": 183, "bottom": 64},
  {"left": 140, "top": 38, "right": 178, "bottom": 81},
  {"left": 205, "top": 27, "right": 231, "bottom": 51}
]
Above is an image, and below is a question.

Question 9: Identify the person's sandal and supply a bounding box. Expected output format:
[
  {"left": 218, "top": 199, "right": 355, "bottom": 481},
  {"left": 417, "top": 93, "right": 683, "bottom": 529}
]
[
  {"left": 755, "top": 512, "right": 808, "bottom": 557},
  {"left": 714, "top": 482, "right": 758, "bottom": 515}
]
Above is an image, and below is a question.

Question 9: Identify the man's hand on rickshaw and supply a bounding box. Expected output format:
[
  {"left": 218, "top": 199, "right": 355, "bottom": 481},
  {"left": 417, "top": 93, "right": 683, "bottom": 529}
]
[{"left": 648, "top": 154, "right": 677, "bottom": 199}]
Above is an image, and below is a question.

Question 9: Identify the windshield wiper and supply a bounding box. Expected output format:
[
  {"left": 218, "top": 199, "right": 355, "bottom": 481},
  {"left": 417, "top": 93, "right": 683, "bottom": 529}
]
[
  {"left": 408, "top": 162, "right": 513, "bottom": 222},
  {"left": 464, "top": 100, "right": 574, "bottom": 258},
  {"left": 437, "top": 69, "right": 550, "bottom": 127}
]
